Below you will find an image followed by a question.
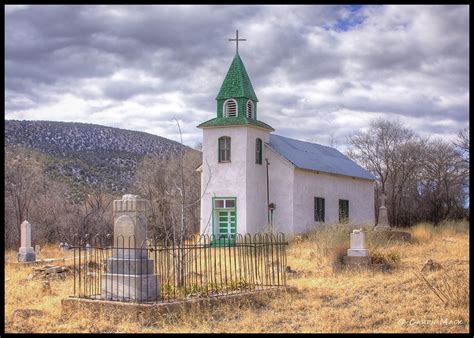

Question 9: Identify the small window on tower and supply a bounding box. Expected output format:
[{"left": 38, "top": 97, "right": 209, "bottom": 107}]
[
  {"left": 218, "top": 136, "right": 231, "bottom": 162},
  {"left": 255, "top": 138, "right": 262, "bottom": 165},
  {"left": 224, "top": 99, "right": 237, "bottom": 117},
  {"left": 246, "top": 100, "right": 254, "bottom": 119}
]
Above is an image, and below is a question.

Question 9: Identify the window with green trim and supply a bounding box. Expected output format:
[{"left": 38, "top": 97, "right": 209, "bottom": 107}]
[
  {"left": 314, "top": 197, "right": 325, "bottom": 222},
  {"left": 246, "top": 100, "right": 254, "bottom": 119},
  {"left": 339, "top": 199, "right": 349, "bottom": 223},
  {"left": 224, "top": 99, "right": 237, "bottom": 117},
  {"left": 218, "top": 136, "right": 231, "bottom": 163},
  {"left": 255, "top": 138, "right": 262, "bottom": 165}
]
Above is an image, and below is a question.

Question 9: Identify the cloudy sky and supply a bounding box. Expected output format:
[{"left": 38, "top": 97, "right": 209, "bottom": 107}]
[{"left": 5, "top": 5, "right": 469, "bottom": 149}]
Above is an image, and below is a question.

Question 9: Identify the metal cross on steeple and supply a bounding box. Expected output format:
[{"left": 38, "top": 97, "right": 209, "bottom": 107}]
[{"left": 228, "top": 30, "right": 246, "bottom": 54}]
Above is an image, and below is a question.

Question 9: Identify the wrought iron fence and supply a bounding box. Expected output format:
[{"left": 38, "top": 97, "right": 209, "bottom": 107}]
[{"left": 71, "top": 233, "right": 288, "bottom": 303}]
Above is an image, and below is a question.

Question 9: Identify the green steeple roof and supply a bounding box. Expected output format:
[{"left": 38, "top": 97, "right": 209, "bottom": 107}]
[
  {"left": 216, "top": 53, "right": 258, "bottom": 102},
  {"left": 197, "top": 115, "right": 274, "bottom": 131}
]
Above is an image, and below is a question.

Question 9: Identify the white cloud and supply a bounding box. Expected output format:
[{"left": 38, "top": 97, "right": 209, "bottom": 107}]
[{"left": 5, "top": 5, "right": 469, "bottom": 147}]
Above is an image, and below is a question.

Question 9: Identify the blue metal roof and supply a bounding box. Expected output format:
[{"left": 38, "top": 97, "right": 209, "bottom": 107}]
[{"left": 267, "top": 134, "right": 376, "bottom": 180}]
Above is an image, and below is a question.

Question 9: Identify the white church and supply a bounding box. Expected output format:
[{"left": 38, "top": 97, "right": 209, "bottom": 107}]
[{"left": 197, "top": 34, "right": 375, "bottom": 239}]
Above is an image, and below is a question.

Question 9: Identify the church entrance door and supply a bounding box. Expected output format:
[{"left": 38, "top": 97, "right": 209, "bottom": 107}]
[
  {"left": 218, "top": 209, "right": 236, "bottom": 239},
  {"left": 212, "top": 197, "right": 237, "bottom": 246}
]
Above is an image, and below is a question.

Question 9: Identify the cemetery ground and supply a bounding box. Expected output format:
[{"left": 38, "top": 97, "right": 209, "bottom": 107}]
[{"left": 4, "top": 220, "right": 469, "bottom": 333}]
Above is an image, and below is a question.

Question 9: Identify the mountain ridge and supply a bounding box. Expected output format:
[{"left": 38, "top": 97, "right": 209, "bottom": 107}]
[
  {"left": 4, "top": 119, "right": 195, "bottom": 200},
  {"left": 5, "top": 119, "right": 186, "bottom": 156}
]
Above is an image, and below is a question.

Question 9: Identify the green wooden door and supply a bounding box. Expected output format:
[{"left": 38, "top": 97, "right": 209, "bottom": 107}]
[
  {"left": 218, "top": 210, "right": 236, "bottom": 243},
  {"left": 211, "top": 198, "right": 237, "bottom": 246}
]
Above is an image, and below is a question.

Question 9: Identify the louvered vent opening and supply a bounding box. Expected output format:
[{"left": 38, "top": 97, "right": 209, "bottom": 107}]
[
  {"left": 225, "top": 100, "right": 237, "bottom": 117},
  {"left": 246, "top": 100, "right": 253, "bottom": 119}
]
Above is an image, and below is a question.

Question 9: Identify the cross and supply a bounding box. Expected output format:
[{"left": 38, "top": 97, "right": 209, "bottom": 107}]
[{"left": 228, "top": 30, "right": 246, "bottom": 54}]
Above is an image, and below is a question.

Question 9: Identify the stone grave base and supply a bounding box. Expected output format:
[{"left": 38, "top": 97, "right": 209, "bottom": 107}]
[
  {"left": 61, "top": 288, "right": 286, "bottom": 324},
  {"left": 374, "top": 229, "right": 412, "bottom": 242},
  {"left": 101, "top": 274, "right": 160, "bottom": 302},
  {"left": 342, "top": 256, "right": 396, "bottom": 272},
  {"left": 342, "top": 256, "right": 371, "bottom": 266},
  {"left": 17, "top": 252, "right": 36, "bottom": 262},
  {"left": 6, "top": 257, "right": 74, "bottom": 267},
  {"left": 346, "top": 249, "right": 369, "bottom": 257},
  {"left": 17, "top": 247, "right": 36, "bottom": 262}
]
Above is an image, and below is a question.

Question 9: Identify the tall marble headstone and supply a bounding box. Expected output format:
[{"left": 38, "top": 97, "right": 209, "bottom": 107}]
[
  {"left": 375, "top": 193, "right": 390, "bottom": 230},
  {"left": 347, "top": 229, "right": 369, "bottom": 257},
  {"left": 101, "top": 194, "right": 159, "bottom": 302},
  {"left": 17, "top": 220, "right": 36, "bottom": 262}
]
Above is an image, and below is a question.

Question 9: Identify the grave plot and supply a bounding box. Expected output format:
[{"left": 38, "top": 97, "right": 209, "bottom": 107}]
[
  {"left": 61, "top": 194, "right": 288, "bottom": 320},
  {"left": 67, "top": 232, "right": 288, "bottom": 304}
]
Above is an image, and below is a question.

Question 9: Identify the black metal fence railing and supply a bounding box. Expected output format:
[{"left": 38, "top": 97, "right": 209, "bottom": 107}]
[{"left": 71, "top": 233, "right": 288, "bottom": 303}]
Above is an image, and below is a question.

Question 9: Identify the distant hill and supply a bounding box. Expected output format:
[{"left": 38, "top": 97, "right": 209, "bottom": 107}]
[{"left": 4, "top": 120, "right": 191, "bottom": 199}]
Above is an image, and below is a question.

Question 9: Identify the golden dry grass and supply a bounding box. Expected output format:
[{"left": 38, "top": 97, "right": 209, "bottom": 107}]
[{"left": 4, "top": 220, "right": 470, "bottom": 333}]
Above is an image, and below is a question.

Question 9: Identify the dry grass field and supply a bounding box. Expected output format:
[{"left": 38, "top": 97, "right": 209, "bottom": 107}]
[{"left": 4, "top": 220, "right": 469, "bottom": 333}]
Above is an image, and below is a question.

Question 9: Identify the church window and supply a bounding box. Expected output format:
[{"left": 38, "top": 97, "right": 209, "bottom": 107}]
[
  {"left": 218, "top": 136, "right": 231, "bottom": 162},
  {"left": 339, "top": 199, "right": 349, "bottom": 223},
  {"left": 214, "top": 198, "right": 235, "bottom": 209},
  {"left": 255, "top": 138, "right": 262, "bottom": 164},
  {"left": 224, "top": 99, "right": 237, "bottom": 117},
  {"left": 314, "top": 197, "right": 325, "bottom": 222},
  {"left": 246, "top": 100, "right": 254, "bottom": 119}
]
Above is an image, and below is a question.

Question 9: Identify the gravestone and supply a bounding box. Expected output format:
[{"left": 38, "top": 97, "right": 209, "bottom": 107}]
[
  {"left": 375, "top": 193, "right": 390, "bottom": 230},
  {"left": 347, "top": 229, "right": 369, "bottom": 257},
  {"left": 343, "top": 229, "right": 370, "bottom": 266},
  {"left": 17, "top": 220, "right": 36, "bottom": 262},
  {"left": 101, "top": 194, "right": 159, "bottom": 302}
]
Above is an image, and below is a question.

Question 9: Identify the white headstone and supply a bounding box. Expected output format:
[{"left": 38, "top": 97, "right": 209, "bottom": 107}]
[
  {"left": 375, "top": 193, "right": 390, "bottom": 229},
  {"left": 20, "top": 220, "right": 32, "bottom": 248},
  {"left": 113, "top": 194, "right": 148, "bottom": 249},
  {"left": 102, "top": 194, "right": 159, "bottom": 301},
  {"left": 347, "top": 229, "right": 369, "bottom": 257},
  {"left": 17, "top": 220, "right": 36, "bottom": 262}
]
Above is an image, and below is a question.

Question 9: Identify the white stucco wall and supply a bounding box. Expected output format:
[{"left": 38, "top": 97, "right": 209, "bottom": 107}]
[
  {"left": 245, "top": 127, "right": 270, "bottom": 233},
  {"left": 200, "top": 126, "right": 247, "bottom": 235},
  {"left": 266, "top": 145, "right": 294, "bottom": 234},
  {"left": 200, "top": 126, "right": 375, "bottom": 236},
  {"left": 292, "top": 169, "right": 375, "bottom": 233},
  {"left": 200, "top": 125, "right": 271, "bottom": 235}
]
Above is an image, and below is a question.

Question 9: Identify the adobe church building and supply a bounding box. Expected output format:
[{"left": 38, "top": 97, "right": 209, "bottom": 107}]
[{"left": 197, "top": 33, "right": 375, "bottom": 238}]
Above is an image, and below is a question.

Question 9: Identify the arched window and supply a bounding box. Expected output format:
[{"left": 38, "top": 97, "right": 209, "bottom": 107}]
[
  {"left": 218, "top": 136, "right": 231, "bottom": 163},
  {"left": 246, "top": 100, "right": 254, "bottom": 119},
  {"left": 255, "top": 138, "right": 262, "bottom": 165},
  {"left": 224, "top": 99, "right": 237, "bottom": 117}
]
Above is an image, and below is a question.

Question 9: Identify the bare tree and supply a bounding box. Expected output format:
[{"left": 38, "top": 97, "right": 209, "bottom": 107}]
[
  {"left": 454, "top": 127, "right": 469, "bottom": 164},
  {"left": 132, "top": 119, "right": 212, "bottom": 286},
  {"left": 347, "top": 119, "right": 419, "bottom": 226},
  {"left": 419, "top": 138, "right": 467, "bottom": 223},
  {"left": 4, "top": 146, "right": 44, "bottom": 247},
  {"left": 347, "top": 119, "right": 468, "bottom": 226}
]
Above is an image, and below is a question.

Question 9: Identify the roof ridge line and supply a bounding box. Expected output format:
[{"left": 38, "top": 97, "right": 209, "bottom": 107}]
[
  {"left": 274, "top": 134, "right": 336, "bottom": 150},
  {"left": 235, "top": 54, "right": 245, "bottom": 98}
]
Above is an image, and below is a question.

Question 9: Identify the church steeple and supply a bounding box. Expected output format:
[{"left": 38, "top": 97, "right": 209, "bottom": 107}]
[
  {"left": 216, "top": 53, "right": 258, "bottom": 102},
  {"left": 197, "top": 31, "right": 273, "bottom": 131},
  {"left": 216, "top": 53, "right": 259, "bottom": 119}
]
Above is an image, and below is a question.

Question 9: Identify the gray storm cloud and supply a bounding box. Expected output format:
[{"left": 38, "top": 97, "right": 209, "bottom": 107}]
[{"left": 5, "top": 5, "right": 469, "bottom": 147}]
